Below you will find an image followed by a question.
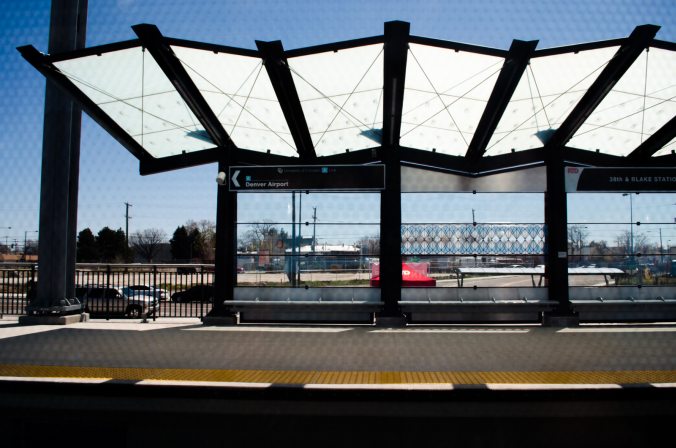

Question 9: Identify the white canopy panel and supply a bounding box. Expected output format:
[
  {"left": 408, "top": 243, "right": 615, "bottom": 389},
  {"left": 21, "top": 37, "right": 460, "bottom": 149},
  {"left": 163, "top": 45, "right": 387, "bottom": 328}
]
[
  {"left": 569, "top": 47, "right": 676, "bottom": 157},
  {"left": 171, "top": 45, "right": 298, "bottom": 157},
  {"left": 288, "top": 44, "right": 384, "bottom": 157},
  {"left": 485, "top": 46, "right": 620, "bottom": 156},
  {"left": 54, "top": 46, "right": 214, "bottom": 158},
  {"left": 401, "top": 43, "right": 503, "bottom": 156}
]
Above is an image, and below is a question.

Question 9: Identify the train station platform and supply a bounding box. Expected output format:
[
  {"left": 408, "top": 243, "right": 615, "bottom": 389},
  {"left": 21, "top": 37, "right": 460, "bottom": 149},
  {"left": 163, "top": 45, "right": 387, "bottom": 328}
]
[{"left": 1, "top": 317, "right": 675, "bottom": 446}]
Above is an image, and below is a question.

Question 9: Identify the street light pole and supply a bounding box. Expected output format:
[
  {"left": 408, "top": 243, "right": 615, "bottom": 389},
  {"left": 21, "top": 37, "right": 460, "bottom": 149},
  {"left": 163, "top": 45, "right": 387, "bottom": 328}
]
[
  {"left": 297, "top": 192, "right": 303, "bottom": 286},
  {"left": 623, "top": 193, "right": 635, "bottom": 261},
  {"left": 24, "top": 230, "right": 38, "bottom": 259}
]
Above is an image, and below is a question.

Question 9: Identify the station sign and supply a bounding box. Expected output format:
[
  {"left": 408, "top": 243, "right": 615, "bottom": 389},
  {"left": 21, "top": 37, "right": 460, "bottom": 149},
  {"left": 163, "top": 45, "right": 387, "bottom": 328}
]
[
  {"left": 228, "top": 165, "right": 385, "bottom": 192},
  {"left": 565, "top": 167, "right": 676, "bottom": 192}
]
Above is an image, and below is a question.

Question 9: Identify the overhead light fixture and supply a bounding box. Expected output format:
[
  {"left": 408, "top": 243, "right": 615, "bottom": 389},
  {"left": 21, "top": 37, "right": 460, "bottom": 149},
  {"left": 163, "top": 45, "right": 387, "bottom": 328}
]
[
  {"left": 186, "top": 129, "right": 213, "bottom": 144},
  {"left": 534, "top": 128, "right": 556, "bottom": 145},
  {"left": 359, "top": 128, "right": 383, "bottom": 144}
]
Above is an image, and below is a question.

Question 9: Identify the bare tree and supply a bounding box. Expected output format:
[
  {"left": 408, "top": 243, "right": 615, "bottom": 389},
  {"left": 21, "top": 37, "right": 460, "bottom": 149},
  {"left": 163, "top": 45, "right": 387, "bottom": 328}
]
[
  {"left": 633, "top": 233, "right": 651, "bottom": 254},
  {"left": 130, "top": 228, "right": 166, "bottom": 262},
  {"left": 243, "top": 221, "right": 277, "bottom": 252},
  {"left": 567, "top": 225, "right": 589, "bottom": 255},
  {"left": 357, "top": 235, "right": 380, "bottom": 256},
  {"left": 615, "top": 230, "right": 649, "bottom": 255},
  {"left": 187, "top": 220, "right": 216, "bottom": 261}
]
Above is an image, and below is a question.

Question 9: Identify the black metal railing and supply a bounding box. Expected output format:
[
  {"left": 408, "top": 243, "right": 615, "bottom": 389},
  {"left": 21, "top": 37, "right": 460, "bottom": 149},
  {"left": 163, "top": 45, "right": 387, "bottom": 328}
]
[
  {"left": 0, "top": 263, "right": 36, "bottom": 316},
  {"left": 0, "top": 263, "right": 216, "bottom": 318}
]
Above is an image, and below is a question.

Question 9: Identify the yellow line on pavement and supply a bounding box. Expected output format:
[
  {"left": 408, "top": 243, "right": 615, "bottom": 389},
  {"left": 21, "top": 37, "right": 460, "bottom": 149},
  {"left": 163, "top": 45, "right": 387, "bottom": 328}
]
[{"left": 1, "top": 364, "right": 676, "bottom": 385}]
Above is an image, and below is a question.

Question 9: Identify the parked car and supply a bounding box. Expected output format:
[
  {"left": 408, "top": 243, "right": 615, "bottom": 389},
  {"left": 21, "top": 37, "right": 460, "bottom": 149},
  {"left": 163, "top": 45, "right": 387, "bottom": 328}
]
[
  {"left": 125, "top": 284, "right": 168, "bottom": 301},
  {"left": 75, "top": 285, "right": 158, "bottom": 318},
  {"left": 171, "top": 284, "right": 215, "bottom": 303}
]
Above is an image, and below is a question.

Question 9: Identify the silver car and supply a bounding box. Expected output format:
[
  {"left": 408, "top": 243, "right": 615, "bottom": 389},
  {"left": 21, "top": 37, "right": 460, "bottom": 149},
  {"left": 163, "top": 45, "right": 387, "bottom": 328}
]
[{"left": 76, "top": 285, "right": 158, "bottom": 318}]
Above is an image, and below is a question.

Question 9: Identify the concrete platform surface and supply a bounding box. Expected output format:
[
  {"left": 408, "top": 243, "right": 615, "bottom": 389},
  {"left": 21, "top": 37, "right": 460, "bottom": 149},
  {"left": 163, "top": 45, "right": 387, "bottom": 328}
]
[{"left": 1, "top": 316, "right": 675, "bottom": 390}]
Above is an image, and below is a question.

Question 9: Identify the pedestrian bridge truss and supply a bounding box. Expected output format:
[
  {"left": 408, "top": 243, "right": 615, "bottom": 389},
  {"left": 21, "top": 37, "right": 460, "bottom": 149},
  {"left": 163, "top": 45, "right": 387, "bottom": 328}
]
[{"left": 401, "top": 224, "right": 545, "bottom": 255}]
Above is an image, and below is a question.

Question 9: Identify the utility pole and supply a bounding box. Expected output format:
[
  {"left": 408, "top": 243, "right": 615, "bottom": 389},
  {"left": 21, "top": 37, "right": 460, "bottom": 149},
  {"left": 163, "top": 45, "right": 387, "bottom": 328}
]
[
  {"left": 124, "top": 202, "right": 132, "bottom": 246},
  {"left": 0, "top": 227, "right": 10, "bottom": 251},
  {"left": 659, "top": 228, "right": 664, "bottom": 264}
]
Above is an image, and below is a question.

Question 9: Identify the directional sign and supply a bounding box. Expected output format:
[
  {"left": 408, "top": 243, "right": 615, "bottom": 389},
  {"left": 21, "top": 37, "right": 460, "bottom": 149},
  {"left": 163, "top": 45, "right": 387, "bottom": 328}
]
[
  {"left": 228, "top": 165, "right": 385, "bottom": 191},
  {"left": 565, "top": 167, "right": 676, "bottom": 192}
]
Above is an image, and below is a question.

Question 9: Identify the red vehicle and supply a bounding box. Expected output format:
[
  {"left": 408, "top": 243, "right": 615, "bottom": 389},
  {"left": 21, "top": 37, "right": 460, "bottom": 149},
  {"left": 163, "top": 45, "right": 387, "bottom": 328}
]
[{"left": 370, "top": 263, "right": 436, "bottom": 287}]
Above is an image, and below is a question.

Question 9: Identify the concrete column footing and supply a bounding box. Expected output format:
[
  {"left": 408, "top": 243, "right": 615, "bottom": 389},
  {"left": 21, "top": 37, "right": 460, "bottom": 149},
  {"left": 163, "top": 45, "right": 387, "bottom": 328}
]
[{"left": 19, "top": 313, "right": 89, "bottom": 326}]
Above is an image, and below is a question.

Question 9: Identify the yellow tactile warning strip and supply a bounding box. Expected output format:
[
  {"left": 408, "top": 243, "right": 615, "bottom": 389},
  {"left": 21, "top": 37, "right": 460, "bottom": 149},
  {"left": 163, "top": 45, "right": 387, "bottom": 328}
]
[{"left": 1, "top": 364, "right": 676, "bottom": 386}]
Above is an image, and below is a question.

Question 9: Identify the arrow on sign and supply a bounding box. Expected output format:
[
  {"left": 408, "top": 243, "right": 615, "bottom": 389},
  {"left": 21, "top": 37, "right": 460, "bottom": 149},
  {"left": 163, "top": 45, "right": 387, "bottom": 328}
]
[{"left": 231, "top": 170, "right": 240, "bottom": 187}]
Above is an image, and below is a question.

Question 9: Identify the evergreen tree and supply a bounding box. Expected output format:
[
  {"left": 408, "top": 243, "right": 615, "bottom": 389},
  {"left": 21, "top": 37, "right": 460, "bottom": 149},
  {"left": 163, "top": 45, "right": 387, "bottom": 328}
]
[
  {"left": 188, "top": 227, "right": 203, "bottom": 260},
  {"left": 76, "top": 228, "right": 98, "bottom": 262},
  {"left": 170, "top": 226, "right": 191, "bottom": 261},
  {"left": 97, "top": 227, "right": 128, "bottom": 262}
]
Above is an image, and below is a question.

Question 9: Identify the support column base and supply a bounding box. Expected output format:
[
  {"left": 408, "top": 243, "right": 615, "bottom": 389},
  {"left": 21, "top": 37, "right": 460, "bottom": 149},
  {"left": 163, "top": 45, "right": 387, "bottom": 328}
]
[
  {"left": 542, "top": 312, "right": 579, "bottom": 327},
  {"left": 375, "top": 313, "right": 407, "bottom": 327},
  {"left": 19, "top": 313, "right": 89, "bottom": 326},
  {"left": 202, "top": 314, "right": 239, "bottom": 326}
]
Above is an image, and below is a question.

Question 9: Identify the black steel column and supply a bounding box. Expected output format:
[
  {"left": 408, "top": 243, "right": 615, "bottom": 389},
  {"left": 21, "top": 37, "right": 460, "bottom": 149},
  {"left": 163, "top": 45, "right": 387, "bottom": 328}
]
[
  {"left": 378, "top": 22, "right": 409, "bottom": 323},
  {"left": 543, "top": 150, "right": 578, "bottom": 326},
  {"left": 207, "top": 159, "right": 238, "bottom": 321},
  {"left": 27, "top": 0, "right": 87, "bottom": 317},
  {"left": 379, "top": 151, "right": 402, "bottom": 318}
]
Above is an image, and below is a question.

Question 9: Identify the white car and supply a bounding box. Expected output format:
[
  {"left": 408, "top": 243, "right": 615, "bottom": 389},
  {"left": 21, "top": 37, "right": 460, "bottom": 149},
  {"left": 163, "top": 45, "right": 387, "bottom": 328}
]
[{"left": 125, "top": 284, "right": 168, "bottom": 301}]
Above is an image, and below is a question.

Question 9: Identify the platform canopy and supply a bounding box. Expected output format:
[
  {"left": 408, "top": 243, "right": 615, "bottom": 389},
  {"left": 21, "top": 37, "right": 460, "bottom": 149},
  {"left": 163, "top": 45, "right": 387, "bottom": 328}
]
[{"left": 19, "top": 21, "right": 676, "bottom": 176}]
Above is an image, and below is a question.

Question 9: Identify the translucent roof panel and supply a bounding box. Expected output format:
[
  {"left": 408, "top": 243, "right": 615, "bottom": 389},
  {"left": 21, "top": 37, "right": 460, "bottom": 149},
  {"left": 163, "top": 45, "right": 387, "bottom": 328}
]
[
  {"left": 171, "top": 46, "right": 298, "bottom": 157},
  {"left": 485, "top": 46, "right": 620, "bottom": 156},
  {"left": 401, "top": 43, "right": 504, "bottom": 156},
  {"left": 288, "top": 44, "right": 384, "bottom": 157},
  {"left": 53, "top": 46, "right": 214, "bottom": 158},
  {"left": 568, "top": 47, "right": 676, "bottom": 157}
]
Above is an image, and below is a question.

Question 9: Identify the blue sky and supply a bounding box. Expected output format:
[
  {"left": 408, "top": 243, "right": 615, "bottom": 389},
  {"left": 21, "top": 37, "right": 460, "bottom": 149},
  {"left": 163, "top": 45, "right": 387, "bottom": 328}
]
[{"left": 1, "top": 0, "right": 675, "bottom": 248}]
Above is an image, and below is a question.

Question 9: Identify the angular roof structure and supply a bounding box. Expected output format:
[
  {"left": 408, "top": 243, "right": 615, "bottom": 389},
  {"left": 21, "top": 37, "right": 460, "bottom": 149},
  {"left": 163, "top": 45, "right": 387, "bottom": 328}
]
[{"left": 19, "top": 21, "right": 676, "bottom": 176}]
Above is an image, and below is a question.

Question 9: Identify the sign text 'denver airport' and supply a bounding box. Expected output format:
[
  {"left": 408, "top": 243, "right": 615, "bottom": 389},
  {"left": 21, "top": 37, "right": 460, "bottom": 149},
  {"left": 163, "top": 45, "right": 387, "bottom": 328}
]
[{"left": 229, "top": 165, "right": 385, "bottom": 191}]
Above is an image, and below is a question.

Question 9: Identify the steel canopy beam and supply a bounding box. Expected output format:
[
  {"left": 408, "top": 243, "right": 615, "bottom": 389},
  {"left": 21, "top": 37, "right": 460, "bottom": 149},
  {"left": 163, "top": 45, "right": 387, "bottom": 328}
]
[
  {"left": 400, "top": 147, "right": 547, "bottom": 177},
  {"left": 545, "top": 24, "right": 660, "bottom": 150},
  {"left": 382, "top": 21, "right": 409, "bottom": 148},
  {"left": 132, "top": 24, "right": 233, "bottom": 151},
  {"left": 466, "top": 39, "right": 538, "bottom": 167},
  {"left": 256, "top": 40, "right": 315, "bottom": 160},
  {"left": 563, "top": 146, "right": 670, "bottom": 167},
  {"left": 627, "top": 114, "right": 676, "bottom": 161}
]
